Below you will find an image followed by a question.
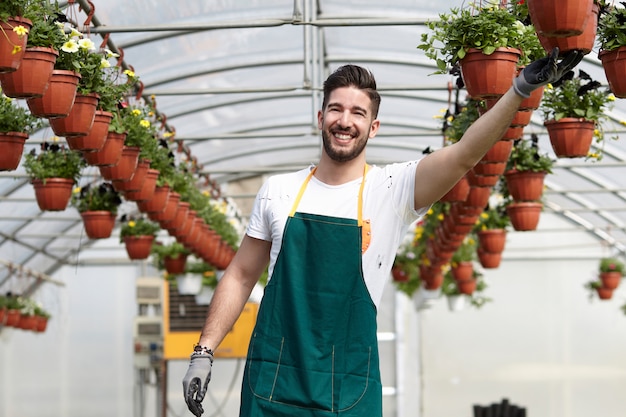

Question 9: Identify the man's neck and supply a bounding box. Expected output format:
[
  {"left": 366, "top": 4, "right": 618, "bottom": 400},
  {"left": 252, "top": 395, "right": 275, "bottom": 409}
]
[{"left": 314, "top": 156, "right": 367, "bottom": 185}]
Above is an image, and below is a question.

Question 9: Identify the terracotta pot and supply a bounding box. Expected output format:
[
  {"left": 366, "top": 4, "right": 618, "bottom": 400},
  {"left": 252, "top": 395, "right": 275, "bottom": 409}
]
[
  {"left": 457, "top": 278, "right": 477, "bottom": 295},
  {"left": 99, "top": 146, "right": 140, "bottom": 181},
  {"left": 113, "top": 159, "right": 149, "bottom": 192},
  {"left": 482, "top": 140, "right": 513, "bottom": 163},
  {"left": 477, "top": 248, "right": 502, "bottom": 269},
  {"left": 506, "top": 202, "right": 542, "bottom": 231},
  {"left": 528, "top": 0, "right": 593, "bottom": 37},
  {"left": 440, "top": 175, "right": 469, "bottom": 203},
  {"left": 0, "top": 17, "right": 32, "bottom": 73},
  {"left": 172, "top": 210, "right": 197, "bottom": 240},
  {"left": 422, "top": 269, "right": 444, "bottom": 290},
  {"left": 26, "top": 70, "right": 81, "bottom": 118},
  {"left": 460, "top": 47, "right": 521, "bottom": 99},
  {"left": 34, "top": 316, "right": 48, "bottom": 332},
  {"left": 32, "top": 177, "right": 74, "bottom": 211},
  {"left": 466, "top": 170, "right": 499, "bottom": 188},
  {"left": 504, "top": 169, "right": 547, "bottom": 202},
  {"left": 0, "top": 46, "right": 58, "bottom": 98},
  {"left": 65, "top": 110, "right": 113, "bottom": 152},
  {"left": 599, "top": 271, "right": 622, "bottom": 290},
  {"left": 164, "top": 253, "right": 188, "bottom": 275},
  {"left": 18, "top": 314, "right": 38, "bottom": 331},
  {"left": 519, "top": 85, "right": 545, "bottom": 111},
  {"left": 510, "top": 109, "right": 533, "bottom": 128},
  {"left": 162, "top": 201, "right": 190, "bottom": 234},
  {"left": 137, "top": 184, "right": 170, "bottom": 213},
  {"left": 500, "top": 126, "right": 524, "bottom": 141},
  {"left": 538, "top": 3, "right": 599, "bottom": 55},
  {"left": 545, "top": 118, "right": 594, "bottom": 158},
  {"left": 82, "top": 131, "right": 126, "bottom": 166},
  {"left": 596, "top": 286, "right": 613, "bottom": 300},
  {"left": 464, "top": 185, "right": 491, "bottom": 209},
  {"left": 477, "top": 229, "right": 507, "bottom": 253},
  {"left": 4, "top": 309, "right": 20, "bottom": 327},
  {"left": 472, "top": 161, "right": 506, "bottom": 177},
  {"left": 599, "top": 46, "right": 626, "bottom": 99},
  {"left": 0, "top": 131, "right": 28, "bottom": 171},
  {"left": 123, "top": 235, "right": 155, "bottom": 260},
  {"left": 80, "top": 210, "right": 116, "bottom": 239},
  {"left": 49, "top": 93, "right": 99, "bottom": 137},
  {"left": 149, "top": 192, "right": 180, "bottom": 222},
  {"left": 451, "top": 261, "right": 474, "bottom": 282},
  {"left": 392, "top": 265, "right": 410, "bottom": 282},
  {"left": 125, "top": 168, "right": 159, "bottom": 202},
  {"left": 181, "top": 217, "right": 205, "bottom": 250}
]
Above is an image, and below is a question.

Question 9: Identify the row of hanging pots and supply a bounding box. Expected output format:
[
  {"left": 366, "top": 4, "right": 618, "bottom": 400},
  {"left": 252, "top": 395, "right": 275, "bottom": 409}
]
[
  {"left": 0, "top": 308, "right": 49, "bottom": 333},
  {"left": 0, "top": 17, "right": 33, "bottom": 74}
]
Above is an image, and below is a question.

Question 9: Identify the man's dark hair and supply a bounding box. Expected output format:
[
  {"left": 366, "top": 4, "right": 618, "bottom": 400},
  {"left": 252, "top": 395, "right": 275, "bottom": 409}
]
[{"left": 322, "top": 65, "right": 381, "bottom": 118}]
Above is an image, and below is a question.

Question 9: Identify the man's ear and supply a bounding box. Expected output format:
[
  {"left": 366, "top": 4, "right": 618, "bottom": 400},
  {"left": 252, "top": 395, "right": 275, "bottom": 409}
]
[
  {"left": 369, "top": 119, "right": 380, "bottom": 139},
  {"left": 317, "top": 110, "right": 324, "bottom": 130}
]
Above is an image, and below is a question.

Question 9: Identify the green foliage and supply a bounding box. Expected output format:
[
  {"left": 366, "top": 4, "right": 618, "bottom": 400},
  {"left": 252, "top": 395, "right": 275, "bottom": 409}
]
[
  {"left": 451, "top": 236, "right": 477, "bottom": 263},
  {"left": 119, "top": 214, "right": 161, "bottom": 242},
  {"left": 71, "top": 182, "right": 122, "bottom": 214},
  {"left": 151, "top": 241, "right": 190, "bottom": 271},
  {"left": 474, "top": 201, "right": 510, "bottom": 231},
  {"left": 444, "top": 100, "right": 481, "bottom": 144},
  {"left": 110, "top": 105, "right": 157, "bottom": 148},
  {"left": 599, "top": 257, "right": 625, "bottom": 274},
  {"left": 506, "top": 136, "right": 554, "bottom": 173},
  {"left": 540, "top": 70, "right": 615, "bottom": 123},
  {"left": 22, "top": 1, "right": 65, "bottom": 49},
  {"left": 597, "top": 2, "right": 626, "bottom": 51},
  {"left": 96, "top": 65, "right": 139, "bottom": 113},
  {"left": 418, "top": 4, "right": 527, "bottom": 73},
  {"left": 0, "top": 0, "right": 27, "bottom": 20},
  {"left": 0, "top": 92, "right": 42, "bottom": 133},
  {"left": 23, "top": 142, "right": 85, "bottom": 182}
]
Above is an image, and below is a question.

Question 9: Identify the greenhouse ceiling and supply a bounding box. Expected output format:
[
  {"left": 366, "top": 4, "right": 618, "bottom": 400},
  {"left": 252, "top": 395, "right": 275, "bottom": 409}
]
[{"left": 2, "top": 0, "right": 626, "bottom": 294}]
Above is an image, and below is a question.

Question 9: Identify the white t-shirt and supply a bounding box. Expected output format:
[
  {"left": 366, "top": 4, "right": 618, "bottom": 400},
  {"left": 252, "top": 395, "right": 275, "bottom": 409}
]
[{"left": 246, "top": 161, "right": 428, "bottom": 308}]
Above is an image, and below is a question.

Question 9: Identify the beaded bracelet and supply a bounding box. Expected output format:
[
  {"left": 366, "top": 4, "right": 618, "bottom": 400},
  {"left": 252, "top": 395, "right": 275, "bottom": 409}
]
[{"left": 192, "top": 344, "right": 215, "bottom": 357}]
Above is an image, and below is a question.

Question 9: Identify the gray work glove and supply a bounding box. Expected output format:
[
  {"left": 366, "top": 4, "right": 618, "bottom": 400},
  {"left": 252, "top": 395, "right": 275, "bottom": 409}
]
[
  {"left": 182, "top": 352, "right": 214, "bottom": 417},
  {"left": 513, "top": 48, "right": 584, "bottom": 98}
]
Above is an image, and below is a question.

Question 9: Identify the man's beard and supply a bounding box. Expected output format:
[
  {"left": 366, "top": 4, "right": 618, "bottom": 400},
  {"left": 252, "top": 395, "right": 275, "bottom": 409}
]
[{"left": 321, "top": 129, "right": 369, "bottom": 162}]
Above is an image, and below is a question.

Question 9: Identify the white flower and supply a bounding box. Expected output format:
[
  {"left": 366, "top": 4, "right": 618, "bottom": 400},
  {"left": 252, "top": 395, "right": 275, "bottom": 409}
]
[
  {"left": 104, "top": 48, "right": 119, "bottom": 58},
  {"left": 100, "top": 59, "right": 111, "bottom": 69},
  {"left": 69, "top": 28, "right": 83, "bottom": 38},
  {"left": 513, "top": 20, "right": 525, "bottom": 35},
  {"left": 61, "top": 39, "right": 79, "bottom": 53},
  {"left": 78, "top": 38, "right": 96, "bottom": 51}
]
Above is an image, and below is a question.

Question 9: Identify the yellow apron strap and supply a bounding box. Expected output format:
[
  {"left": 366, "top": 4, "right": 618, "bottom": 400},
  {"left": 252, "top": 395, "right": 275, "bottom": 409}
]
[{"left": 289, "top": 165, "right": 371, "bottom": 253}]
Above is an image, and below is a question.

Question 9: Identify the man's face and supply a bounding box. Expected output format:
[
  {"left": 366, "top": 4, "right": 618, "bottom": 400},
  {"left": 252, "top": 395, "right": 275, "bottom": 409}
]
[{"left": 318, "top": 87, "right": 379, "bottom": 163}]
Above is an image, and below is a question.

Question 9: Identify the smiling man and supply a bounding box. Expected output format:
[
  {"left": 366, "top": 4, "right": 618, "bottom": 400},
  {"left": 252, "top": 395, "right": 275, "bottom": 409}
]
[{"left": 183, "top": 49, "right": 582, "bottom": 417}]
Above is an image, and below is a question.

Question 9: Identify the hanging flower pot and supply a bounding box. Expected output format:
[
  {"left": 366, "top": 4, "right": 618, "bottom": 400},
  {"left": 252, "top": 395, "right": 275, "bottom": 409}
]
[
  {"left": 0, "top": 17, "right": 32, "bottom": 73},
  {"left": 137, "top": 184, "right": 170, "bottom": 213},
  {"left": 528, "top": 0, "right": 593, "bottom": 37},
  {"left": 504, "top": 169, "right": 547, "bottom": 202},
  {"left": 481, "top": 140, "right": 513, "bottom": 164},
  {"left": 172, "top": 210, "right": 197, "bottom": 241},
  {"left": 519, "top": 85, "right": 545, "bottom": 111},
  {"left": 544, "top": 118, "right": 594, "bottom": 158},
  {"left": 464, "top": 185, "right": 491, "bottom": 208},
  {"left": 34, "top": 315, "right": 49, "bottom": 332},
  {"left": 476, "top": 229, "right": 507, "bottom": 254},
  {"left": 0, "top": 47, "right": 58, "bottom": 98},
  {"left": 26, "top": 70, "right": 81, "bottom": 118},
  {"left": 500, "top": 126, "right": 524, "bottom": 141},
  {"left": 472, "top": 161, "right": 506, "bottom": 177},
  {"left": 466, "top": 169, "right": 499, "bottom": 188},
  {"left": 99, "top": 145, "right": 140, "bottom": 182},
  {"left": 477, "top": 248, "right": 502, "bottom": 269},
  {"left": 457, "top": 278, "right": 477, "bottom": 295},
  {"left": 392, "top": 265, "right": 410, "bottom": 282},
  {"left": 451, "top": 261, "right": 474, "bottom": 281},
  {"left": 599, "top": 271, "right": 622, "bottom": 290},
  {"left": 65, "top": 110, "right": 113, "bottom": 152},
  {"left": 460, "top": 47, "right": 521, "bottom": 100},
  {"left": 125, "top": 168, "right": 159, "bottom": 202},
  {"left": 506, "top": 201, "right": 542, "bottom": 231},
  {"left": 599, "top": 46, "right": 626, "bottom": 99},
  {"left": 123, "top": 235, "right": 155, "bottom": 260},
  {"left": 440, "top": 175, "right": 469, "bottom": 203},
  {"left": 48, "top": 93, "right": 99, "bottom": 137},
  {"left": 537, "top": 3, "right": 599, "bottom": 56},
  {"left": 148, "top": 192, "right": 180, "bottom": 223},
  {"left": 113, "top": 159, "right": 149, "bottom": 193},
  {"left": 32, "top": 178, "right": 75, "bottom": 211},
  {"left": 0, "top": 131, "right": 28, "bottom": 171},
  {"left": 82, "top": 131, "right": 126, "bottom": 166},
  {"left": 162, "top": 201, "right": 190, "bottom": 234},
  {"left": 80, "top": 210, "right": 116, "bottom": 239},
  {"left": 596, "top": 286, "right": 613, "bottom": 300},
  {"left": 164, "top": 253, "right": 188, "bottom": 275}
]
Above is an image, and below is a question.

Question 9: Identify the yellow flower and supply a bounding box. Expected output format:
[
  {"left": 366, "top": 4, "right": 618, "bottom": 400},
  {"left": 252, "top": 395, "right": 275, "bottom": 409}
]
[
  {"left": 128, "top": 220, "right": 136, "bottom": 228},
  {"left": 100, "top": 59, "right": 111, "bottom": 69},
  {"left": 620, "top": 120, "right": 626, "bottom": 126},
  {"left": 608, "top": 94, "right": 616, "bottom": 102},
  {"left": 202, "top": 190, "right": 210, "bottom": 197},
  {"left": 480, "top": 212, "right": 488, "bottom": 219},
  {"left": 437, "top": 213, "right": 444, "bottom": 221},
  {"left": 73, "top": 187, "right": 81, "bottom": 194},
  {"left": 148, "top": 111, "right": 154, "bottom": 117},
  {"left": 594, "top": 129, "right": 601, "bottom": 137},
  {"left": 13, "top": 25, "right": 28, "bottom": 36},
  {"left": 52, "top": 136, "right": 60, "bottom": 142},
  {"left": 163, "top": 132, "right": 174, "bottom": 138},
  {"left": 203, "top": 271, "right": 214, "bottom": 277},
  {"left": 132, "top": 109, "right": 141, "bottom": 116},
  {"left": 546, "top": 83, "right": 553, "bottom": 90},
  {"left": 69, "top": 28, "right": 83, "bottom": 38},
  {"left": 427, "top": 208, "right": 434, "bottom": 216},
  {"left": 433, "top": 114, "right": 443, "bottom": 120},
  {"left": 123, "top": 69, "right": 136, "bottom": 78},
  {"left": 139, "top": 119, "right": 150, "bottom": 128},
  {"left": 78, "top": 38, "right": 96, "bottom": 51},
  {"left": 11, "top": 45, "right": 21, "bottom": 55}
]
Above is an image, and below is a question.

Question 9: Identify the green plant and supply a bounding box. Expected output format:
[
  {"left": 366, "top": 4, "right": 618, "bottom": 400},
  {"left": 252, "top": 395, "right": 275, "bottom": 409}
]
[
  {"left": 599, "top": 257, "right": 625, "bottom": 274},
  {"left": 597, "top": 1, "right": 626, "bottom": 52},
  {"left": 186, "top": 260, "right": 218, "bottom": 288},
  {"left": 0, "top": 0, "right": 28, "bottom": 20},
  {"left": 96, "top": 63, "right": 139, "bottom": 113},
  {"left": 53, "top": 26, "right": 97, "bottom": 73},
  {"left": 0, "top": 92, "right": 42, "bottom": 133},
  {"left": 22, "top": 1, "right": 65, "bottom": 49},
  {"left": 71, "top": 182, "right": 122, "bottom": 214},
  {"left": 111, "top": 105, "right": 157, "bottom": 148},
  {"left": 151, "top": 241, "right": 190, "bottom": 270},
  {"left": 540, "top": 70, "right": 615, "bottom": 123},
  {"left": 23, "top": 141, "right": 85, "bottom": 182},
  {"left": 198, "top": 200, "right": 240, "bottom": 249},
  {"left": 444, "top": 100, "right": 481, "bottom": 144},
  {"left": 506, "top": 135, "right": 554, "bottom": 173},
  {"left": 474, "top": 201, "right": 510, "bottom": 231},
  {"left": 418, "top": 3, "right": 528, "bottom": 73},
  {"left": 119, "top": 214, "right": 161, "bottom": 242}
]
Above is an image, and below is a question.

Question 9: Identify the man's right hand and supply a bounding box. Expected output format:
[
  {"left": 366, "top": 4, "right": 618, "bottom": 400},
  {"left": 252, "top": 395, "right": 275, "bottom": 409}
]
[
  {"left": 182, "top": 352, "right": 214, "bottom": 417},
  {"left": 513, "top": 48, "right": 584, "bottom": 98}
]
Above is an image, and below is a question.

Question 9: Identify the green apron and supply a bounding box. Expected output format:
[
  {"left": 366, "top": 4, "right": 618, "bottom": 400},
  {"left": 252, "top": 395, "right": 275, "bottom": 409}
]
[{"left": 240, "top": 166, "right": 382, "bottom": 417}]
